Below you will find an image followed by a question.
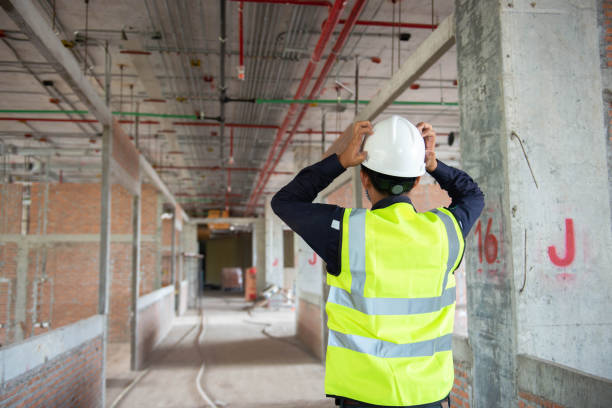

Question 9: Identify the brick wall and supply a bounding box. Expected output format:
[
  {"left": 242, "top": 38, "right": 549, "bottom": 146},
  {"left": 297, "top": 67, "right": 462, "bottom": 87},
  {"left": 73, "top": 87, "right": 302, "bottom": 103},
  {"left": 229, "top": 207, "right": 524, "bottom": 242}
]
[
  {"left": 0, "top": 336, "right": 103, "bottom": 408},
  {"left": 518, "top": 391, "right": 564, "bottom": 408},
  {"left": 451, "top": 360, "right": 472, "bottom": 408},
  {"left": 0, "top": 182, "right": 163, "bottom": 345}
]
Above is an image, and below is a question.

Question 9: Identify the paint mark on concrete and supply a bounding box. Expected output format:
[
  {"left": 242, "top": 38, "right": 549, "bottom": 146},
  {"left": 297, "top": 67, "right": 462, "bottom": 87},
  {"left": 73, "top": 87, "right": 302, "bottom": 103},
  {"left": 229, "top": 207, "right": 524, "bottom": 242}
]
[
  {"left": 547, "top": 218, "right": 575, "bottom": 267},
  {"left": 307, "top": 253, "right": 317, "bottom": 265}
]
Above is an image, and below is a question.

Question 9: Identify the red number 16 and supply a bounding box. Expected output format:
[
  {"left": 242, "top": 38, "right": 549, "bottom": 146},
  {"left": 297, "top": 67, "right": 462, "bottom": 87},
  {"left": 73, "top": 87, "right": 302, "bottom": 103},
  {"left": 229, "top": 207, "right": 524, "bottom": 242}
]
[{"left": 475, "top": 218, "right": 498, "bottom": 264}]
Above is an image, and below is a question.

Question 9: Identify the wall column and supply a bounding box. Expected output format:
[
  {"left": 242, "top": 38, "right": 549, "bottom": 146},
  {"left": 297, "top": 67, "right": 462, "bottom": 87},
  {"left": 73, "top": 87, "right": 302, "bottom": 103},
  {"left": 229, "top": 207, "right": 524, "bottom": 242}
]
[
  {"left": 265, "top": 195, "right": 284, "bottom": 288},
  {"left": 252, "top": 218, "right": 266, "bottom": 294},
  {"left": 456, "top": 1, "right": 612, "bottom": 406}
]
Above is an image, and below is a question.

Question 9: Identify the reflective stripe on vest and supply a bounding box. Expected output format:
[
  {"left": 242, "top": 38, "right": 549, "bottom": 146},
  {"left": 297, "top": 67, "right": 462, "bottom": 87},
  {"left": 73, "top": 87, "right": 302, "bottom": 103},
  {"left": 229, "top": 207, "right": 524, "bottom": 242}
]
[{"left": 325, "top": 203, "right": 464, "bottom": 406}]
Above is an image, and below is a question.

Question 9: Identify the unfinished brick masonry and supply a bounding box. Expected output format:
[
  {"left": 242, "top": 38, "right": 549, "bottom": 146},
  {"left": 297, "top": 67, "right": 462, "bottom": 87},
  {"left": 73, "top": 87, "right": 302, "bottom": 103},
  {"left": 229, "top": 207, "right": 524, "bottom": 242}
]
[
  {"left": 0, "top": 336, "right": 103, "bottom": 408},
  {"left": 0, "top": 182, "right": 165, "bottom": 345}
]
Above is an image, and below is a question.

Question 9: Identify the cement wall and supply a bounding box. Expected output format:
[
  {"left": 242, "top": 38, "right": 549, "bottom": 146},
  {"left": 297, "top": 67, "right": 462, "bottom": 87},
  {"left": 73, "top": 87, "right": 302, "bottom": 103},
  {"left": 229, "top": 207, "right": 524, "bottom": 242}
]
[
  {"left": 178, "top": 280, "right": 188, "bottom": 316},
  {"left": 456, "top": 0, "right": 612, "bottom": 405},
  {"left": 135, "top": 285, "right": 174, "bottom": 369},
  {"left": 265, "top": 196, "right": 284, "bottom": 288},
  {"left": 0, "top": 315, "right": 104, "bottom": 407}
]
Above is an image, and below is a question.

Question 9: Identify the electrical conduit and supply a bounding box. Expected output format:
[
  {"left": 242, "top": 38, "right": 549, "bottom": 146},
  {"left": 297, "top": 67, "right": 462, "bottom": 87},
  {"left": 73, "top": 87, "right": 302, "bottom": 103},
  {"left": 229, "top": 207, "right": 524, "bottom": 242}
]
[
  {"left": 246, "top": 0, "right": 346, "bottom": 212},
  {"left": 246, "top": 0, "right": 368, "bottom": 214}
]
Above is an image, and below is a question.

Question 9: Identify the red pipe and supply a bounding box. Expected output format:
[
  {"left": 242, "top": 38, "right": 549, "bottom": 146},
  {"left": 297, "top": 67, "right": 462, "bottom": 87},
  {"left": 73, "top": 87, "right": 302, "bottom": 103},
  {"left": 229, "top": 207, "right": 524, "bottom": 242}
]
[
  {"left": 154, "top": 165, "right": 293, "bottom": 175},
  {"left": 340, "top": 19, "right": 438, "bottom": 30},
  {"left": 172, "top": 121, "right": 279, "bottom": 129},
  {"left": 247, "top": 0, "right": 346, "bottom": 211},
  {"left": 0, "top": 117, "right": 98, "bottom": 123},
  {"left": 239, "top": 2, "right": 244, "bottom": 68},
  {"left": 177, "top": 193, "right": 243, "bottom": 198},
  {"left": 246, "top": 0, "right": 367, "bottom": 214},
  {"left": 229, "top": 0, "right": 331, "bottom": 7}
]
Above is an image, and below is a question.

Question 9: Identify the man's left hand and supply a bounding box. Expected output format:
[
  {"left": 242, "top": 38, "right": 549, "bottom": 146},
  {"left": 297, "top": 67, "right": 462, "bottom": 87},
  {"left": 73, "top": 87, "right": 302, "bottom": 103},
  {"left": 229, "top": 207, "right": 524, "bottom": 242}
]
[{"left": 417, "top": 122, "right": 437, "bottom": 172}]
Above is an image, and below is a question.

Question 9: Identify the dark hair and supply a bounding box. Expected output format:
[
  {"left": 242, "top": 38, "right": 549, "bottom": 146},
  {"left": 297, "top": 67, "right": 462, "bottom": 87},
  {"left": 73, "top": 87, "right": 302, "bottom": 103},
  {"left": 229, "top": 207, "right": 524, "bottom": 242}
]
[{"left": 361, "top": 165, "right": 417, "bottom": 196}]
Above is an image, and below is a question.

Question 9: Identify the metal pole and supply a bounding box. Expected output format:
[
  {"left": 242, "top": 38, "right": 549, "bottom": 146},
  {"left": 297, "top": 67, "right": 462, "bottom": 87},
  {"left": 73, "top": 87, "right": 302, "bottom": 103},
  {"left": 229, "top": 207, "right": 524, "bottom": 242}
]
[
  {"left": 170, "top": 211, "right": 176, "bottom": 286},
  {"left": 130, "top": 98, "right": 141, "bottom": 371},
  {"left": 321, "top": 110, "right": 326, "bottom": 156},
  {"left": 134, "top": 102, "right": 140, "bottom": 148},
  {"left": 130, "top": 187, "right": 141, "bottom": 370},
  {"left": 219, "top": 0, "right": 227, "bottom": 164},
  {"left": 355, "top": 56, "right": 359, "bottom": 117},
  {"left": 98, "top": 41, "right": 112, "bottom": 408}
]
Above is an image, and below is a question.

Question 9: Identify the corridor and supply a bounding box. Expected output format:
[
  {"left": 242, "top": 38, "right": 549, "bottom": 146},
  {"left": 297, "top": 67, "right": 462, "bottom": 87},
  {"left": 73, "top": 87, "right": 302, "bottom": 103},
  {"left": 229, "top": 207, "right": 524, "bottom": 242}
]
[{"left": 108, "top": 294, "right": 332, "bottom": 408}]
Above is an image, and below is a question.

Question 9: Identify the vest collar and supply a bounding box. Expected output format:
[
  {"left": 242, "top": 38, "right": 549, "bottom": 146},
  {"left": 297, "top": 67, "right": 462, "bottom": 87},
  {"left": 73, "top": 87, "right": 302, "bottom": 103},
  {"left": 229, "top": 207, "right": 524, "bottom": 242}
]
[{"left": 371, "top": 194, "right": 413, "bottom": 211}]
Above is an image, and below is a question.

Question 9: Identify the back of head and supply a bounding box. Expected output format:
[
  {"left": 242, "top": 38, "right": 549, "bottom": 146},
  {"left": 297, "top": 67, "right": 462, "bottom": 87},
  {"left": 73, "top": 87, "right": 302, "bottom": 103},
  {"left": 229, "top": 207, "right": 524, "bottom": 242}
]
[{"left": 361, "top": 115, "right": 425, "bottom": 195}]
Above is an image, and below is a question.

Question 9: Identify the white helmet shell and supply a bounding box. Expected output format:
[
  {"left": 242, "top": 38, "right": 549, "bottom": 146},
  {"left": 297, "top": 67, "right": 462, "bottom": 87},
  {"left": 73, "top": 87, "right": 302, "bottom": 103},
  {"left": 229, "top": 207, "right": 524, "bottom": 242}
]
[{"left": 362, "top": 115, "right": 426, "bottom": 177}]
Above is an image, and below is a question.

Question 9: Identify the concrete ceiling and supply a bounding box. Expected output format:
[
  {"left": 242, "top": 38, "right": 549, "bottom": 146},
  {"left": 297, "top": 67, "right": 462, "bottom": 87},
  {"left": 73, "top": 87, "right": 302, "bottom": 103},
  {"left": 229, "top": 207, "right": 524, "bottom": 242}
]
[{"left": 0, "top": 0, "right": 460, "bottom": 216}]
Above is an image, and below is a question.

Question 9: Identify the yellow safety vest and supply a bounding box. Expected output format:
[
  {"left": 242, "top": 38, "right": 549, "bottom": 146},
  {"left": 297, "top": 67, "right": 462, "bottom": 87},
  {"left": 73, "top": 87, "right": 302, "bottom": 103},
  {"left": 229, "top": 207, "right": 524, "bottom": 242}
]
[{"left": 325, "top": 202, "right": 464, "bottom": 406}]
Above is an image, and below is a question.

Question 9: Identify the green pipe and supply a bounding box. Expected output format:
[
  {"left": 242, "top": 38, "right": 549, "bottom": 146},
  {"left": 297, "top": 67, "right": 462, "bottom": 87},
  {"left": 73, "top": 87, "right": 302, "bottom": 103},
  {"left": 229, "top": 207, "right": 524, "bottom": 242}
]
[
  {"left": 0, "top": 99, "right": 458, "bottom": 119},
  {"left": 0, "top": 109, "right": 199, "bottom": 120},
  {"left": 255, "top": 99, "right": 458, "bottom": 106}
]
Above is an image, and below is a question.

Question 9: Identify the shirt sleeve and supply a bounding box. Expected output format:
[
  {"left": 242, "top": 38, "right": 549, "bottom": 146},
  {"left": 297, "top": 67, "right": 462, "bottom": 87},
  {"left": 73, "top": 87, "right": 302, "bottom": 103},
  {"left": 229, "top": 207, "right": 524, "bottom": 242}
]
[
  {"left": 271, "top": 154, "right": 346, "bottom": 275},
  {"left": 428, "top": 160, "right": 485, "bottom": 237}
]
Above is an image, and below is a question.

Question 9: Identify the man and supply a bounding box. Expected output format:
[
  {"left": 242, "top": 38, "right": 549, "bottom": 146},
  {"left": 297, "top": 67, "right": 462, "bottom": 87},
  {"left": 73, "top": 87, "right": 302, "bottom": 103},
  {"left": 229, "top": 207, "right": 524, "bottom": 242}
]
[{"left": 271, "top": 116, "right": 484, "bottom": 407}]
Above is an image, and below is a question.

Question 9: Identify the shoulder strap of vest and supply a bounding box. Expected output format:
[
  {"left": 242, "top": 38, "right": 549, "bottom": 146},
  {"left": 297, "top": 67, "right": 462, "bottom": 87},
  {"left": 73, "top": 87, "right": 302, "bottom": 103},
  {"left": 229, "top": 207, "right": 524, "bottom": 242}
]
[{"left": 430, "top": 208, "right": 465, "bottom": 291}]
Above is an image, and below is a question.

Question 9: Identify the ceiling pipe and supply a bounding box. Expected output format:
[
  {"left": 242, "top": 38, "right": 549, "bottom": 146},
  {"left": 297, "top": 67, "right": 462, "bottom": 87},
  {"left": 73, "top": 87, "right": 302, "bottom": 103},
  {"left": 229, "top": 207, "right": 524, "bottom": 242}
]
[
  {"left": 229, "top": 0, "right": 332, "bottom": 7},
  {"left": 246, "top": 0, "right": 367, "bottom": 214},
  {"left": 238, "top": 1, "right": 244, "bottom": 80},
  {"left": 339, "top": 19, "right": 438, "bottom": 30},
  {"left": 154, "top": 165, "right": 293, "bottom": 175},
  {"left": 247, "top": 0, "right": 347, "bottom": 211},
  {"left": 255, "top": 99, "right": 458, "bottom": 106},
  {"left": 219, "top": 0, "right": 227, "bottom": 164}
]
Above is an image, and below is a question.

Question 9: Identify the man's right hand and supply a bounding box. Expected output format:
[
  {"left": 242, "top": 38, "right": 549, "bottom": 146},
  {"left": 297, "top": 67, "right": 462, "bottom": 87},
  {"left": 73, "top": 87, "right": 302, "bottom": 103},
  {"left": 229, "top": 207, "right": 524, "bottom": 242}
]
[{"left": 338, "top": 121, "right": 372, "bottom": 169}]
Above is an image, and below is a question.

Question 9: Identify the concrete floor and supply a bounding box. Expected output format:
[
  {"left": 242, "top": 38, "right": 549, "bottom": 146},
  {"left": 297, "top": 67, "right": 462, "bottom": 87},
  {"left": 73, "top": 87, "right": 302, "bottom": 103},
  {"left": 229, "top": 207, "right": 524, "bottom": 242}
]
[{"left": 107, "top": 293, "right": 334, "bottom": 408}]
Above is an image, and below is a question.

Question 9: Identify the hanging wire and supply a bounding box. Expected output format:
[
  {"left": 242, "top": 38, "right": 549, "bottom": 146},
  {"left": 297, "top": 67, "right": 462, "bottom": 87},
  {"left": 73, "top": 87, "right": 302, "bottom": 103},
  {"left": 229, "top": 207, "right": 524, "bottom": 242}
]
[
  {"left": 119, "top": 65, "right": 124, "bottom": 119},
  {"left": 431, "top": 0, "right": 435, "bottom": 32},
  {"left": 391, "top": 1, "right": 395, "bottom": 76},
  {"left": 398, "top": 0, "right": 401, "bottom": 71},
  {"left": 130, "top": 83, "right": 134, "bottom": 137},
  {"left": 84, "top": 0, "right": 89, "bottom": 73},
  {"left": 52, "top": 0, "right": 56, "bottom": 32}
]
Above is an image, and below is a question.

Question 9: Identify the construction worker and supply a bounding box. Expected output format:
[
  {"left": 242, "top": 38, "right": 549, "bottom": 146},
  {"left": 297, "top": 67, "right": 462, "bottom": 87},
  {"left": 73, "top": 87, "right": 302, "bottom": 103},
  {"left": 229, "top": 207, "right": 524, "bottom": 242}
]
[{"left": 271, "top": 116, "right": 484, "bottom": 407}]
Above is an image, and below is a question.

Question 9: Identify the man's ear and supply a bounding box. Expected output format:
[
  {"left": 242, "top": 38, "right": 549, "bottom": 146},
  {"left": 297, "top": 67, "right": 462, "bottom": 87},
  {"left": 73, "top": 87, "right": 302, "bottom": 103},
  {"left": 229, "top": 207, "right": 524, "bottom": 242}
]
[
  {"left": 414, "top": 176, "right": 421, "bottom": 188},
  {"left": 360, "top": 168, "right": 370, "bottom": 190}
]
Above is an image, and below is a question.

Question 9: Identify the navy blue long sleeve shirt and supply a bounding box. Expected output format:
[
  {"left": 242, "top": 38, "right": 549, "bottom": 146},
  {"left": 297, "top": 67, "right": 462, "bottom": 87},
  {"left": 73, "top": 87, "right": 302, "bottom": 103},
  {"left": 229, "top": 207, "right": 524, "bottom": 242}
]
[{"left": 271, "top": 154, "right": 484, "bottom": 275}]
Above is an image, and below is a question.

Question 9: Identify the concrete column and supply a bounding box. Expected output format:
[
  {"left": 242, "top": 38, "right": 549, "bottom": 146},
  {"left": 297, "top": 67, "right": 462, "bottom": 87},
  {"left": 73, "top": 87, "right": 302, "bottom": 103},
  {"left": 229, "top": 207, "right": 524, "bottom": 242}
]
[
  {"left": 252, "top": 218, "right": 266, "bottom": 294},
  {"left": 265, "top": 195, "right": 284, "bottom": 288},
  {"left": 130, "top": 186, "right": 141, "bottom": 371},
  {"left": 456, "top": 1, "right": 612, "bottom": 406},
  {"left": 170, "top": 211, "right": 176, "bottom": 286},
  {"left": 98, "top": 120, "right": 112, "bottom": 408}
]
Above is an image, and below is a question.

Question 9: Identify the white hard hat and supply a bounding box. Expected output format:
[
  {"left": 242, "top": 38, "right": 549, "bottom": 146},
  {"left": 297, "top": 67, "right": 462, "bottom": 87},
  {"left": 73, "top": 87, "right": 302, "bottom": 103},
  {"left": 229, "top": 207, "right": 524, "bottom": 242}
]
[{"left": 362, "top": 115, "right": 426, "bottom": 177}]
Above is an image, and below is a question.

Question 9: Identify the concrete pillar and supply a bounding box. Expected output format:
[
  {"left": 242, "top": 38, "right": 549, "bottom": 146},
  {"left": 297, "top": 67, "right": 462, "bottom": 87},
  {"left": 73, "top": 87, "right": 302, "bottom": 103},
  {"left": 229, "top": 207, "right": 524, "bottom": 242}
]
[
  {"left": 265, "top": 195, "right": 284, "bottom": 288},
  {"left": 130, "top": 185, "right": 141, "bottom": 371},
  {"left": 456, "top": 1, "right": 612, "bottom": 406},
  {"left": 252, "top": 218, "right": 266, "bottom": 294}
]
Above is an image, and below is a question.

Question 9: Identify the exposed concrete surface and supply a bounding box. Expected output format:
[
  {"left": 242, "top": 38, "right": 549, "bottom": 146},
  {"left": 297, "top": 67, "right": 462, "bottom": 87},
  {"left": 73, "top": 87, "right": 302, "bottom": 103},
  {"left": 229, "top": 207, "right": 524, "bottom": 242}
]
[
  {"left": 456, "top": 0, "right": 517, "bottom": 406},
  {"left": 0, "top": 314, "right": 103, "bottom": 383},
  {"left": 111, "top": 293, "right": 332, "bottom": 408},
  {"left": 517, "top": 354, "right": 612, "bottom": 408},
  {"left": 499, "top": 0, "right": 612, "bottom": 380}
]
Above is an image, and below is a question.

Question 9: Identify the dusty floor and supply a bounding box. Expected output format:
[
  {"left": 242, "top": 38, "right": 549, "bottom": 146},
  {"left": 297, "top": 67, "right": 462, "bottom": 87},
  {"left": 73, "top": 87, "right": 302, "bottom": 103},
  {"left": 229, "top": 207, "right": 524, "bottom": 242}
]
[{"left": 106, "top": 293, "right": 334, "bottom": 408}]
